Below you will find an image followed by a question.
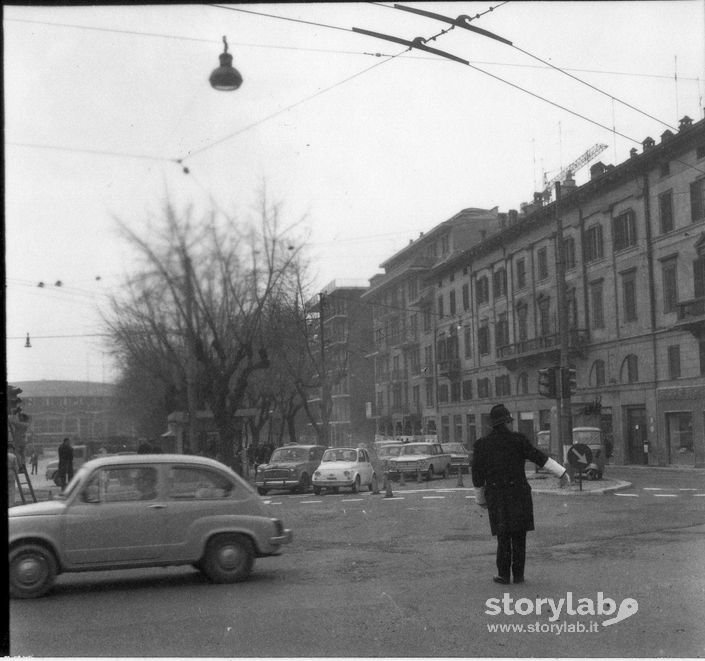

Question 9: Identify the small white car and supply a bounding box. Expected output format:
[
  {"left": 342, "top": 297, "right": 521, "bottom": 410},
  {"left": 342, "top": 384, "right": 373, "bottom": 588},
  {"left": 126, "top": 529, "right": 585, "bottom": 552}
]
[
  {"left": 9, "top": 454, "right": 292, "bottom": 598},
  {"left": 312, "top": 447, "right": 378, "bottom": 495}
]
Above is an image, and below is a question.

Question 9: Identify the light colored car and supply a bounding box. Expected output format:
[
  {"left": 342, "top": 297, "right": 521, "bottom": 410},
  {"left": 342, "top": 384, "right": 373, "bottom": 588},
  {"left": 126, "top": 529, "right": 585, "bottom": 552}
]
[
  {"left": 9, "top": 454, "right": 292, "bottom": 598},
  {"left": 375, "top": 443, "right": 404, "bottom": 473},
  {"left": 441, "top": 443, "right": 471, "bottom": 473},
  {"left": 312, "top": 447, "right": 378, "bottom": 495},
  {"left": 387, "top": 441, "right": 451, "bottom": 481},
  {"left": 255, "top": 444, "right": 326, "bottom": 495}
]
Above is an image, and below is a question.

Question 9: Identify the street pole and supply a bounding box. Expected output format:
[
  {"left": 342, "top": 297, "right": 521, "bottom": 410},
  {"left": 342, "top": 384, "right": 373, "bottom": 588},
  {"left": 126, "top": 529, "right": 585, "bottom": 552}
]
[
  {"left": 319, "top": 292, "right": 329, "bottom": 446},
  {"left": 554, "top": 182, "right": 573, "bottom": 464},
  {"left": 184, "top": 253, "right": 197, "bottom": 455}
]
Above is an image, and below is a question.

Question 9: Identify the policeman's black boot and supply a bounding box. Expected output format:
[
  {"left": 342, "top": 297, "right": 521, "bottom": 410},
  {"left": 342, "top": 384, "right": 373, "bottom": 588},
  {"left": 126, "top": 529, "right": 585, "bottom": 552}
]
[
  {"left": 495, "top": 533, "right": 511, "bottom": 584},
  {"left": 512, "top": 531, "right": 527, "bottom": 583}
]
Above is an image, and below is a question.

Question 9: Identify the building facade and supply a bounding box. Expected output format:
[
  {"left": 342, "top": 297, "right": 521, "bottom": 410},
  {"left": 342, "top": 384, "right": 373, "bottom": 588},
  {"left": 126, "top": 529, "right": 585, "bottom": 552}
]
[
  {"left": 11, "top": 380, "right": 136, "bottom": 454},
  {"left": 307, "top": 280, "right": 376, "bottom": 447},
  {"left": 385, "top": 115, "right": 704, "bottom": 467},
  {"left": 361, "top": 208, "right": 507, "bottom": 441}
]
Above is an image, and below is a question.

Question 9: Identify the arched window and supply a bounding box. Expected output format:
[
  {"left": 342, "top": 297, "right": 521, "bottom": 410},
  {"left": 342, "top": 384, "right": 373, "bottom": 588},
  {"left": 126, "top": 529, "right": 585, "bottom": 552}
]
[
  {"left": 591, "top": 359, "right": 606, "bottom": 386},
  {"left": 621, "top": 354, "right": 639, "bottom": 383}
]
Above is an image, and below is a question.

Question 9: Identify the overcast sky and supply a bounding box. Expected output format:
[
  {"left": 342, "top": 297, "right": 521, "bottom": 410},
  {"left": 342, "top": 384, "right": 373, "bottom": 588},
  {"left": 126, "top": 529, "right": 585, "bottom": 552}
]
[{"left": 4, "top": 1, "right": 705, "bottom": 385}]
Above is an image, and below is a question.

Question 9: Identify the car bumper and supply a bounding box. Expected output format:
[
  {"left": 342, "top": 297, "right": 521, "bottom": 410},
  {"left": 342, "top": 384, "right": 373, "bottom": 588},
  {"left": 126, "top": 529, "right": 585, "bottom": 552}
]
[
  {"left": 256, "top": 479, "right": 300, "bottom": 489},
  {"left": 271, "top": 529, "right": 293, "bottom": 545},
  {"left": 312, "top": 478, "right": 354, "bottom": 488}
]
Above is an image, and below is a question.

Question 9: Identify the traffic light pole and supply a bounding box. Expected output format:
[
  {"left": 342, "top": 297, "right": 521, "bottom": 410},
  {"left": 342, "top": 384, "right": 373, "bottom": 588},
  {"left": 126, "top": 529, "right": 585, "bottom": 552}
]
[{"left": 554, "top": 182, "right": 573, "bottom": 464}]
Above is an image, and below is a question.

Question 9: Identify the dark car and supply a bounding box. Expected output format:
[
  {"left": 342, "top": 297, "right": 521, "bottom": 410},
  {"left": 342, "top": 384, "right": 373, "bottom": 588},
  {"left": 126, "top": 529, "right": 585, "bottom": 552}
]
[{"left": 255, "top": 444, "right": 327, "bottom": 495}]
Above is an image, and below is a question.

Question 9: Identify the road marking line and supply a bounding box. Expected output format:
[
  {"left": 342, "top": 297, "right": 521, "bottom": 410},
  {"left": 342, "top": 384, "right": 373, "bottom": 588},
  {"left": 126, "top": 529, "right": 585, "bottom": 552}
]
[
  {"left": 653, "top": 494, "right": 678, "bottom": 497},
  {"left": 381, "top": 497, "right": 405, "bottom": 501},
  {"left": 679, "top": 488, "right": 697, "bottom": 491},
  {"left": 694, "top": 494, "right": 705, "bottom": 497},
  {"left": 615, "top": 493, "right": 639, "bottom": 497},
  {"left": 643, "top": 487, "right": 664, "bottom": 490},
  {"left": 341, "top": 498, "right": 364, "bottom": 502},
  {"left": 300, "top": 500, "right": 323, "bottom": 504},
  {"left": 422, "top": 496, "right": 446, "bottom": 499},
  {"left": 465, "top": 495, "right": 476, "bottom": 499}
]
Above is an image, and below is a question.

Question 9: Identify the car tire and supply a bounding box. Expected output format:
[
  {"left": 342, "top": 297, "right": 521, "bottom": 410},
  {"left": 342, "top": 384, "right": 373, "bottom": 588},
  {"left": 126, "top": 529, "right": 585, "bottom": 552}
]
[
  {"left": 369, "top": 474, "right": 378, "bottom": 492},
  {"left": 426, "top": 466, "right": 434, "bottom": 482},
  {"left": 442, "top": 465, "right": 449, "bottom": 479},
  {"left": 293, "top": 473, "right": 310, "bottom": 494},
  {"left": 351, "top": 476, "right": 360, "bottom": 493},
  {"left": 10, "top": 543, "right": 58, "bottom": 599},
  {"left": 257, "top": 487, "right": 268, "bottom": 496},
  {"left": 201, "top": 534, "right": 254, "bottom": 584},
  {"left": 313, "top": 486, "right": 321, "bottom": 495}
]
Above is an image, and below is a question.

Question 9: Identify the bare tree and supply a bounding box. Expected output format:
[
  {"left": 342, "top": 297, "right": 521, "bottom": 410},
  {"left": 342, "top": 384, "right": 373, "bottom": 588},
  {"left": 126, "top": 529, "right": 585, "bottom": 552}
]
[{"left": 105, "top": 194, "right": 304, "bottom": 467}]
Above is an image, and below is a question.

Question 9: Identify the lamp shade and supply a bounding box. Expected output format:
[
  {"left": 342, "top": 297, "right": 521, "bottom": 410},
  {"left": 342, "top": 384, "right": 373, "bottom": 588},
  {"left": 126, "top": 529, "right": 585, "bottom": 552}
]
[{"left": 209, "top": 52, "right": 243, "bottom": 91}]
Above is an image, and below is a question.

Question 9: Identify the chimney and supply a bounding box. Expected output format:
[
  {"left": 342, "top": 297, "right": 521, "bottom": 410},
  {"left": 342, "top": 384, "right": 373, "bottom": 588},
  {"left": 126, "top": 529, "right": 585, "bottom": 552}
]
[
  {"left": 642, "top": 137, "right": 655, "bottom": 151},
  {"left": 533, "top": 192, "right": 544, "bottom": 206},
  {"left": 660, "top": 129, "right": 674, "bottom": 143},
  {"left": 562, "top": 171, "right": 577, "bottom": 192},
  {"left": 508, "top": 209, "right": 519, "bottom": 225},
  {"left": 678, "top": 116, "right": 693, "bottom": 131},
  {"left": 590, "top": 162, "right": 607, "bottom": 180},
  {"left": 629, "top": 148, "right": 638, "bottom": 158}
]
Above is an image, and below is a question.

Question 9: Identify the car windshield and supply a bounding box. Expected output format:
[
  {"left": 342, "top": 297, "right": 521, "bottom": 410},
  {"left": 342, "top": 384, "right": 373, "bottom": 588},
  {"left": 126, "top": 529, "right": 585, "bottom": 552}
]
[
  {"left": 401, "top": 445, "right": 431, "bottom": 456},
  {"left": 270, "top": 447, "right": 306, "bottom": 462},
  {"left": 378, "top": 446, "right": 402, "bottom": 458},
  {"left": 322, "top": 449, "right": 357, "bottom": 462},
  {"left": 442, "top": 443, "right": 466, "bottom": 454}
]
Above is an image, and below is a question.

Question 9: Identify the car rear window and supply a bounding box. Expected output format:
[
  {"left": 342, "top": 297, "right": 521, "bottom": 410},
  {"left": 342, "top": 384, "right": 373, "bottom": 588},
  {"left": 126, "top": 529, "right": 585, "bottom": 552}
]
[{"left": 167, "top": 466, "right": 234, "bottom": 500}]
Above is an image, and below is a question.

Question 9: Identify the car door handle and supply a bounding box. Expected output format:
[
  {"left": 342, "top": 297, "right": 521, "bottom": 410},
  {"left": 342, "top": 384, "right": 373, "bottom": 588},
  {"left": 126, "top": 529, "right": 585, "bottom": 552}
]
[{"left": 147, "top": 504, "right": 166, "bottom": 509}]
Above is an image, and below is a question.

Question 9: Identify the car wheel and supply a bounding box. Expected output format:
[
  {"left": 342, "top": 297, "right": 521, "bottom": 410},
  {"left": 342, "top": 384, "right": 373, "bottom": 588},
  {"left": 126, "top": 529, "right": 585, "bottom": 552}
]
[
  {"left": 442, "top": 465, "right": 450, "bottom": 479},
  {"left": 351, "top": 476, "right": 360, "bottom": 493},
  {"left": 201, "top": 534, "right": 254, "bottom": 583},
  {"left": 297, "top": 473, "right": 311, "bottom": 493},
  {"left": 10, "top": 544, "right": 58, "bottom": 599},
  {"left": 313, "top": 486, "right": 321, "bottom": 495},
  {"left": 369, "top": 474, "right": 378, "bottom": 492},
  {"left": 257, "top": 487, "right": 268, "bottom": 496},
  {"left": 426, "top": 466, "right": 434, "bottom": 481}
]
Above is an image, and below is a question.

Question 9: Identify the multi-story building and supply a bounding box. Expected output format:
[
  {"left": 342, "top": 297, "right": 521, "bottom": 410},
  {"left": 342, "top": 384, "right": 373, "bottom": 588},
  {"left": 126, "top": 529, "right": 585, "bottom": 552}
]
[
  {"left": 361, "top": 208, "right": 507, "bottom": 440},
  {"left": 11, "top": 380, "right": 136, "bottom": 454},
  {"left": 307, "top": 280, "right": 376, "bottom": 447},
  {"left": 400, "top": 114, "right": 704, "bottom": 467}
]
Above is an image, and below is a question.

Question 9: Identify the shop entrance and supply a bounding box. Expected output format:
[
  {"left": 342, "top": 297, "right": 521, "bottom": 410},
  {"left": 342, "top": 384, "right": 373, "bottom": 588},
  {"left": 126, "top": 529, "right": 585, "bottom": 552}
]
[{"left": 625, "top": 407, "right": 648, "bottom": 464}]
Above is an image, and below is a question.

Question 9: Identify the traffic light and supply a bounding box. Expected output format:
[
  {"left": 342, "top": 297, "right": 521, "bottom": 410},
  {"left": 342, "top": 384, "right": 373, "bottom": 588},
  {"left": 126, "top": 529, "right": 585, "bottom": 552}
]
[
  {"left": 562, "top": 367, "right": 577, "bottom": 397},
  {"left": 8, "top": 385, "right": 23, "bottom": 416},
  {"left": 537, "top": 367, "right": 558, "bottom": 398}
]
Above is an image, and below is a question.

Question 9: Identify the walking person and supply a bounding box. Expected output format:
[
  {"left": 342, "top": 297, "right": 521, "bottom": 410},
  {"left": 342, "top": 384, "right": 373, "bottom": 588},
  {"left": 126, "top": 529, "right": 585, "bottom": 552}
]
[
  {"left": 30, "top": 451, "right": 39, "bottom": 476},
  {"left": 472, "top": 403, "right": 569, "bottom": 585},
  {"left": 57, "top": 437, "right": 74, "bottom": 490},
  {"left": 8, "top": 444, "right": 20, "bottom": 508}
]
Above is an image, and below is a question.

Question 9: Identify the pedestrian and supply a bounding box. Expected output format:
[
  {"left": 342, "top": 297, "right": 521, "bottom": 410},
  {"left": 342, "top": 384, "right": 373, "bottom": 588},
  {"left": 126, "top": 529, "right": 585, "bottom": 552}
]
[
  {"left": 472, "top": 403, "right": 570, "bottom": 585},
  {"left": 137, "top": 439, "right": 153, "bottom": 454},
  {"left": 8, "top": 444, "right": 20, "bottom": 508},
  {"left": 57, "top": 437, "right": 74, "bottom": 490},
  {"left": 30, "top": 450, "right": 39, "bottom": 475}
]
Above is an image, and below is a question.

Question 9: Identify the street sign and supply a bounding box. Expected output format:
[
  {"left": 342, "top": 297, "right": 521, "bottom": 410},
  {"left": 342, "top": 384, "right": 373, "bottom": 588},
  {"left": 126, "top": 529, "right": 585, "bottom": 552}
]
[{"left": 567, "top": 443, "right": 593, "bottom": 468}]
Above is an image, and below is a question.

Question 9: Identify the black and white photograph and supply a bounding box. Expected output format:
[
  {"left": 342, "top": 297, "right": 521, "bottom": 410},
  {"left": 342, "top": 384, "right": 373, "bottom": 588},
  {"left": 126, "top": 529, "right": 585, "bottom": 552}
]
[{"left": 5, "top": 1, "right": 705, "bottom": 658}]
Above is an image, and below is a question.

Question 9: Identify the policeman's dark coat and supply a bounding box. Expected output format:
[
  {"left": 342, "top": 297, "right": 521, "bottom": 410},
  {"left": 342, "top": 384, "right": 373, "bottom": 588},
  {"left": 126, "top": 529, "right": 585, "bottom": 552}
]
[{"left": 472, "top": 426, "right": 549, "bottom": 535}]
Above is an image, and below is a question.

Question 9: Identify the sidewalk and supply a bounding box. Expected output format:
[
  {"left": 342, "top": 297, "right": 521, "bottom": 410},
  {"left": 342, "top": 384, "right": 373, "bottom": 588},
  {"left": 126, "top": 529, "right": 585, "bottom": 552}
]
[{"left": 526, "top": 471, "right": 630, "bottom": 495}]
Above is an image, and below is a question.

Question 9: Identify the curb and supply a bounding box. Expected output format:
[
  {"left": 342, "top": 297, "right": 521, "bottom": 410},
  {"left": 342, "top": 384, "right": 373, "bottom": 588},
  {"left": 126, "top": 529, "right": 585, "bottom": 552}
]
[{"left": 531, "top": 479, "right": 632, "bottom": 496}]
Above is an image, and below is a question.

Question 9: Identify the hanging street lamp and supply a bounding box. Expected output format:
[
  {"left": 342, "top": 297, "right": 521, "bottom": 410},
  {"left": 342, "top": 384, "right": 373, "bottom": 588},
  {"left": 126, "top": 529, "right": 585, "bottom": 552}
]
[{"left": 209, "top": 36, "right": 243, "bottom": 91}]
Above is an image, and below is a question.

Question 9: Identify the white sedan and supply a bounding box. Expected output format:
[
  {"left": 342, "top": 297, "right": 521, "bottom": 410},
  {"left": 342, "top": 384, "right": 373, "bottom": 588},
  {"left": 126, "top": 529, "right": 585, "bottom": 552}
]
[{"left": 312, "top": 447, "right": 378, "bottom": 495}]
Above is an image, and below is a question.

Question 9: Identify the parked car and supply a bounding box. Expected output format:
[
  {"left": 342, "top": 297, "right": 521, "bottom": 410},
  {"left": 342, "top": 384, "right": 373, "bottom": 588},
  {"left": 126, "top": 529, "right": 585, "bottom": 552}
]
[
  {"left": 440, "top": 443, "right": 471, "bottom": 473},
  {"left": 44, "top": 444, "right": 89, "bottom": 485},
  {"left": 9, "top": 454, "right": 292, "bottom": 598},
  {"left": 387, "top": 442, "right": 451, "bottom": 481},
  {"left": 374, "top": 443, "right": 404, "bottom": 473},
  {"left": 312, "top": 447, "right": 378, "bottom": 495},
  {"left": 255, "top": 444, "right": 326, "bottom": 495}
]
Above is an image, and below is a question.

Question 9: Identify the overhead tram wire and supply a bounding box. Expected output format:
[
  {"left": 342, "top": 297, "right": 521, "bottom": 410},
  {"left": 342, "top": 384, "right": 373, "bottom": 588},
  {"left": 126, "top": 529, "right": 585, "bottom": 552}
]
[
  {"left": 350, "top": 27, "right": 705, "bottom": 176},
  {"left": 391, "top": 3, "right": 679, "bottom": 131}
]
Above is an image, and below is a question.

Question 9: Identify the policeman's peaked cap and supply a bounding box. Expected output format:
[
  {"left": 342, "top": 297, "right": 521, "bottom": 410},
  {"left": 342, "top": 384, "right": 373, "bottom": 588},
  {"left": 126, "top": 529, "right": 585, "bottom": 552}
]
[{"left": 489, "top": 404, "right": 513, "bottom": 427}]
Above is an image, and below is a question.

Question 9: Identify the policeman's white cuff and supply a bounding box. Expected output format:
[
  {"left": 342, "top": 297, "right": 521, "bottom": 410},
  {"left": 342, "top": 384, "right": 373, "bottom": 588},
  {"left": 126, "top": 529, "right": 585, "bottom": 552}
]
[
  {"left": 543, "top": 457, "right": 567, "bottom": 479},
  {"left": 474, "top": 486, "right": 486, "bottom": 505}
]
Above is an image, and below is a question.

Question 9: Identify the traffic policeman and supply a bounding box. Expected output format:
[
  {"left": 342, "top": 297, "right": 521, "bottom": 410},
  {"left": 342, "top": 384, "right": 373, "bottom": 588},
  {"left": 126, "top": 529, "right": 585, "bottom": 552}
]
[{"left": 472, "top": 403, "right": 569, "bottom": 584}]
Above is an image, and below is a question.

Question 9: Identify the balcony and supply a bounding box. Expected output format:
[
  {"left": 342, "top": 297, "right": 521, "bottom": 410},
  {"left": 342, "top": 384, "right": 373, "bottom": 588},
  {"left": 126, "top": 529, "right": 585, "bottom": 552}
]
[
  {"left": 438, "top": 358, "right": 461, "bottom": 377},
  {"left": 496, "top": 329, "right": 590, "bottom": 370},
  {"left": 674, "top": 297, "right": 705, "bottom": 336}
]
